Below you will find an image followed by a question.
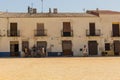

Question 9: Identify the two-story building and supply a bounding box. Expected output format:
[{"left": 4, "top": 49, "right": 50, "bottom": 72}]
[{"left": 0, "top": 8, "right": 120, "bottom": 57}]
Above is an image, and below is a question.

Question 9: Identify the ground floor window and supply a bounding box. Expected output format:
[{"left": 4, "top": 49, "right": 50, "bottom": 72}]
[{"left": 105, "top": 43, "right": 110, "bottom": 51}]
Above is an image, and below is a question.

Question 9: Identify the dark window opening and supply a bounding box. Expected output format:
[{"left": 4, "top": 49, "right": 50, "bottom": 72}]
[
  {"left": 63, "top": 32, "right": 71, "bottom": 36},
  {"left": 62, "top": 22, "right": 72, "bottom": 37},
  {"left": 89, "top": 23, "right": 95, "bottom": 36},
  {"left": 112, "top": 24, "right": 120, "bottom": 37},
  {"left": 105, "top": 43, "right": 110, "bottom": 51},
  {"left": 10, "top": 23, "right": 18, "bottom": 36},
  {"left": 10, "top": 41, "right": 19, "bottom": 57}
]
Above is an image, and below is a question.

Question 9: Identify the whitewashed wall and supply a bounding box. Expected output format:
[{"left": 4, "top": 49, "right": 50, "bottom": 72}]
[{"left": 0, "top": 14, "right": 120, "bottom": 56}]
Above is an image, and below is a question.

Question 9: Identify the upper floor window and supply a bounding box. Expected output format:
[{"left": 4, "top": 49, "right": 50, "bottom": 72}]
[
  {"left": 7, "top": 23, "right": 20, "bottom": 37},
  {"left": 62, "top": 22, "right": 73, "bottom": 37},
  {"left": 112, "top": 23, "right": 120, "bottom": 37},
  {"left": 86, "top": 23, "right": 101, "bottom": 36},
  {"left": 35, "top": 23, "right": 47, "bottom": 36}
]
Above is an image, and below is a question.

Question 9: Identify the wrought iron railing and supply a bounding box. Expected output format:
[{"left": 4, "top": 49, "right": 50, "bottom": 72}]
[
  {"left": 61, "top": 30, "right": 73, "bottom": 37},
  {"left": 7, "top": 30, "right": 20, "bottom": 37},
  {"left": 34, "top": 29, "right": 47, "bottom": 36},
  {"left": 86, "top": 29, "right": 101, "bottom": 36}
]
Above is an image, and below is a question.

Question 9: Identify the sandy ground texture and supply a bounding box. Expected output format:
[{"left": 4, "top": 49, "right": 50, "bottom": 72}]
[{"left": 0, "top": 57, "right": 120, "bottom": 80}]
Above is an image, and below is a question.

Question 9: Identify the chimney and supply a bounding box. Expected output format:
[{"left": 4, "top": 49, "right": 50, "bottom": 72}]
[
  {"left": 33, "top": 8, "right": 37, "bottom": 14},
  {"left": 28, "top": 6, "right": 31, "bottom": 13},
  {"left": 53, "top": 8, "right": 58, "bottom": 14},
  {"left": 96, "top": 8, "right": 99, "bottom": 12},
  {"left": 49, "top": 8, "right": 52, "bottom": 13},
  {"left": 28, "top": 6, "right": 37, "bottom": 14}
]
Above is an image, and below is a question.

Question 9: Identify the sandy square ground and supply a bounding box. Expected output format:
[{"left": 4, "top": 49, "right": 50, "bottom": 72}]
[{"left": 0, "top": 57, "right": 120, "bottom": 80}]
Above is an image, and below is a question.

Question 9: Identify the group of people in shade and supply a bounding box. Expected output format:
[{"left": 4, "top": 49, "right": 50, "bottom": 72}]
[
  {"left": 20, "top": 45, "right": 88, "bottom": 57},
  {"left": 20, "top": 45, "right": 46, "bottom": 57}
]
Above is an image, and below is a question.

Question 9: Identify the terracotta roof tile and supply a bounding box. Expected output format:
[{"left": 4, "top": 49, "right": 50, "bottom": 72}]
[{"left": 87, "top": 10, "right": 120, "bottom": 14}]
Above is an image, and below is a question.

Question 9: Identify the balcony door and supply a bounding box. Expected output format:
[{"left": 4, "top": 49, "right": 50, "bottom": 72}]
[
  {"left": 112, "top": 24, "right": 119, "bottom": 37},
  {"left": 89, "top": 23, "right": 95, "bottom": 36},
  {"left": 10, "top": 23, "right": 17, "bottom": 36},
  {"left": 63, "top": 22, "right": 71, "bottom": 36},
  {"left": 37, "top": 23, "right": 44, "bottom": 36}
]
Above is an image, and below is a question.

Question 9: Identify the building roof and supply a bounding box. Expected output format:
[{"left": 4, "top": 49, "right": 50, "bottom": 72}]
[
  {"left": 87, "top": 10, "right": 120, "bottom": 16},
  {"left": 0, "top": 9, "right": 120, "bottom": 18},
  {"left": 0, "top": 12, "right": 97, "bottom": 18}
]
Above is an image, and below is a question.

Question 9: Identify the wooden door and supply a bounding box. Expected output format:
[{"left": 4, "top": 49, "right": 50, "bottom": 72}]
[
  {"left": 114, "top": 40, "right": 120, "bottom": 55},
  {"left": 62, "top": 40, "right": 72, "bottom": 56},
  {"left": 63, "top": 22, "right": 71, "bottom": 32},
  {"left": 63, "top": 22, "right": 71, "bottom": 36},
  {"left": 112, "top": 24, "right": 119, "bottom": 36},
  {"left": 89, "top": 23, "right": 95, "bottom": 36},
  {"left": 88, "top": 41, "right": 98, "bottom": 55}
]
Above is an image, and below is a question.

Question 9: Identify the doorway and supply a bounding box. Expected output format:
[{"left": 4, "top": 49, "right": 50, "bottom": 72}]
[
  {"left": 62, "top": 40, "right": 73, "bottom": 56},
  {"left": 113, "top": 40, "right": 120, "bottom": 55},
  {"left": 88, "top": 41, "right": 98, "bottom": 55},
  {"left": 10, "top": 41, "right": 19, "bottom": 57}
]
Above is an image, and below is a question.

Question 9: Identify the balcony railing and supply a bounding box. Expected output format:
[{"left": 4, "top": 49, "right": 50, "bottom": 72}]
[
  {"left": 61, "top": 30, "right": 73, "bottom": 37},
  {"left": 34, "top": 29, "right": 47, "bottom": 37},
  {"left": 7, "top": 30, "right": 20, "bottom": 37},
  {"left": 86, "top": 29, "right": 101, "bottom": 36}
]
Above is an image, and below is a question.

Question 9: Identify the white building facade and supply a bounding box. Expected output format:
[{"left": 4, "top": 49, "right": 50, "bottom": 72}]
[{"left": 0, "top": 9, "right": 120, "bottom": 57}]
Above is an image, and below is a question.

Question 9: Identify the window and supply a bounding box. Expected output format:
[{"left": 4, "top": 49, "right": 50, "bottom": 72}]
[
  {"left": 37, "top": 23, "right": 44, "bottom": 36},
  {"left": 105, "top": 43, "right": 110, "bottom": 51},
  {"left": 62, "top": 22, "right": 72, "bottom": 37},
  {"left": 89, "top": 23, "right": 95, "bottom": 36},
  {"left": 10, "top": 23, "right": 18, "bottom": 36},
  {"left": 112, "top": 23, "right": 120, "bottom": 37}
]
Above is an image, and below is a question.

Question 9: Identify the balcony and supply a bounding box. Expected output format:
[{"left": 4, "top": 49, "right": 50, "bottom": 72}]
[
  {"left": 61, "top": 30, "right": 73, "bottom": 37},
  {"left": 34, "top": 29, "right": 47, "bottom": 37},
  {"left": 7, "top": 30, "right": 20, "bottom": 37},
  {"left": 86, "top": 29, "right": 101, "bottom": 36}
]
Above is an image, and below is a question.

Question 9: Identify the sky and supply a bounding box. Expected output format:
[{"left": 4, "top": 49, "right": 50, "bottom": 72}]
[{"left": 0, "top": 0, "right": 120, "bottom": 13}]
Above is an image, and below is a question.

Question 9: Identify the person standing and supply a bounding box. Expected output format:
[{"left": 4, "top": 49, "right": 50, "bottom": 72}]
[
  {"left": 83, "top": 45, "right": 88, "bottom": 56},
  {"left": 21, "top": 51, "right": 25, "bottom": 57},
  {"left": 24, "top": 48, "right": 28, "bottom": 57},
  {"left": 42, "top": 47, "right": 45, "bottom": 57}
]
